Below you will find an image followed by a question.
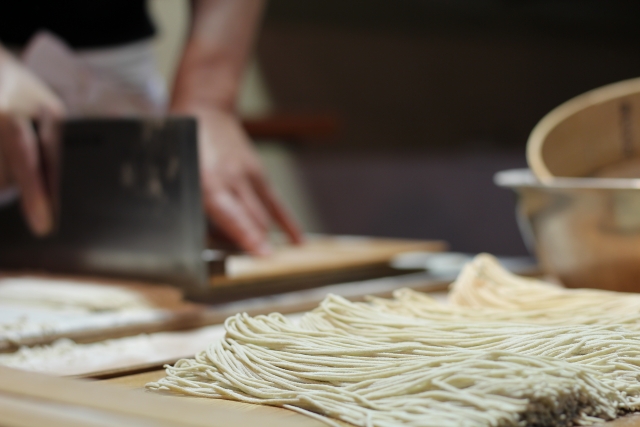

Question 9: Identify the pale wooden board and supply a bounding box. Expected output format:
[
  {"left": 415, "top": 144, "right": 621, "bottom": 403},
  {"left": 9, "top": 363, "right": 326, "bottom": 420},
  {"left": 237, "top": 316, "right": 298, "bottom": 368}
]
[
  {"left": 209, "top": 236, "right": 446, "bottom": 293},
  {"left": 218, "top": 236, "right": 446, "bottom": 283},
  {"left": 0, "top": 366, "right": 317, "bottom": 427},
  {"left": 104, "top": 370, "right": 640, "bottom": 427},
  {"left": 104, "top": 370, "right": 349, "bottom": 427}
]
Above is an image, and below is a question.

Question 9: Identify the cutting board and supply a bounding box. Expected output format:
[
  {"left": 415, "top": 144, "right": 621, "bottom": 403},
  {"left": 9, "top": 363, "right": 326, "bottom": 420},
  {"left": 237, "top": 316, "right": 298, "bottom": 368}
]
[
  {"left": 104, "top": 370, "right": 347, "bottom": 427},
  {"left": 0, "top": 366, "right": 319, "bottom": 427},
  {"left": 208, "top": 235, "right": 446, "bottom": 300},
  {"left": 104, "top": 370, "right": 640, "bottom": 427},
  {"left": 0, "top": 365, "right": 636, "bottom": 427}
]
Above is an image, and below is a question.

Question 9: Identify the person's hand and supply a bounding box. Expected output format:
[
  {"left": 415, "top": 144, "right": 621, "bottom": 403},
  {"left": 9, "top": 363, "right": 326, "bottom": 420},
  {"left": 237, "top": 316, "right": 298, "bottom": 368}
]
[
  {"left": 0, "top": 46, "right": 64, "bottom": 235},
  {"left": 182, "top": 106, "right": 303, "bottom": 255},
  {"left": 170, "top": 0, "right": 302, "bottom": 254}
]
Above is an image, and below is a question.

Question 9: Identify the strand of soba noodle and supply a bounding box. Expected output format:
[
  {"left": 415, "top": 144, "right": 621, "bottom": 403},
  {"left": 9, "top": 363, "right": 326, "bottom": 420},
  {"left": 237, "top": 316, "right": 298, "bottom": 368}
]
[
  {"left": 147, "top": 297, "right": 640, "bottom": 427},
  {"left": 309, "top": 295, "right": 640, "bottom": 397}
]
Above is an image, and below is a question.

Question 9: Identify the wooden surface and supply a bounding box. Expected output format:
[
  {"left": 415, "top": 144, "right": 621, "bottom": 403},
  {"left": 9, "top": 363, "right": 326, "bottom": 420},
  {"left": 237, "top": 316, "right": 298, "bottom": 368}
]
[
  {"left": 207, "top": 236, "right": 446, "bottom": 300},
  {"left": 1, "top": 355, "right": 638, "bottom": 427},
  {"left": 0, "top": 366, "right": 317, "bottom": 427},
  {"left": 220, "top": 236, "right": 444, "bottom": 281},
  {"left": 527, "top": 77, "right": 640, "bottom": 181},
  {"left": 105, "top": 370, "right": 346, "bottom": 426},
  {"left": 104, "top": 369, "right": 640, "bottom": 427},
  {"left": 0, "top": 236, "right": 444, "bottom": 350}
]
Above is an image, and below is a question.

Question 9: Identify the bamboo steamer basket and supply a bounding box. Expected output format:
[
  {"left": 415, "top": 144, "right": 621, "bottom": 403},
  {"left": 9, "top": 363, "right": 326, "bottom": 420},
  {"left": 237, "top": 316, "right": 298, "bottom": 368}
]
[{"left": 528, "top": 77, "right": 640, "bottom": 180}]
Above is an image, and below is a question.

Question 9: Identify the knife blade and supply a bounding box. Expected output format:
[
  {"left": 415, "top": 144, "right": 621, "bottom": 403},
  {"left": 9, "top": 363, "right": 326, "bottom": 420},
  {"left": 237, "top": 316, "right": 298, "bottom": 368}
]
[{"left": 0, "top": 117, "right": 209, "bottom": 297}]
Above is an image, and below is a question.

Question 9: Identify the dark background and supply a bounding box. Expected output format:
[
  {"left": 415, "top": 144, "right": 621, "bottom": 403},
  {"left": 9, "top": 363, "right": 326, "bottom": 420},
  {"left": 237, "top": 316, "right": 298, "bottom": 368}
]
[{"left": 256, "top": 0, "right": 640, "bottom": 255}]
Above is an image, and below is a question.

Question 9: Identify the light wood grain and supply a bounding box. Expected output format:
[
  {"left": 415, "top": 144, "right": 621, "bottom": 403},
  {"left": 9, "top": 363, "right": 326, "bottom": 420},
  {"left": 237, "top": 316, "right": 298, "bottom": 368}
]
[
  {"left": 206, "top": 236, "right": 446, "bottom": 300},
  {"left": 217, "top": 236, "right": 445, "bottom": 284},
  {"left": 528, "top": 77, "right": 640, "bottom": 181},
  {"left": 105, "top": 370, "right": 349, "bottom": 426},
  {"left": 0, "top": 366, "right": 320, "bottom": 427},
  {"left": 104, "top": 369, "right": 640, "bottom": 427},
  {"left": 0, "top": 391, "right": 181, "bottom": 427}
]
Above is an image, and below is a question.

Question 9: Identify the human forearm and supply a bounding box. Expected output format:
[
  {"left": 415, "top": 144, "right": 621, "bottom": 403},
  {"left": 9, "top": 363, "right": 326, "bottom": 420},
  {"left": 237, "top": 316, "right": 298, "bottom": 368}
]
[
  {"left": 169, "top": 0, "right": 302, "bottom": 253},
  {"left": 171, "top": 0, "right": 265, "bottom": 113}
]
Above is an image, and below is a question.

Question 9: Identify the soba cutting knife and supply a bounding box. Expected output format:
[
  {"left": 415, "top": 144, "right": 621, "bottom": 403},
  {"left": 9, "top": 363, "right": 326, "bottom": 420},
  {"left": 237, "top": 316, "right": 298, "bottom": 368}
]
[{"left": 0, "top": 117, "right": 210, "bottom": 296}]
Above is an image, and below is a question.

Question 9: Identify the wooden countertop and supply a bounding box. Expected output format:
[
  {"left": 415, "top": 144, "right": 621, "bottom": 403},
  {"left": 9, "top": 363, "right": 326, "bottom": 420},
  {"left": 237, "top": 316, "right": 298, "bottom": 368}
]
[
  {"left": 104, "top": 370, "right": 341, "bottom": 426},
  {"left": 102, "top": 369, "right": 640, "bottom": 427}
]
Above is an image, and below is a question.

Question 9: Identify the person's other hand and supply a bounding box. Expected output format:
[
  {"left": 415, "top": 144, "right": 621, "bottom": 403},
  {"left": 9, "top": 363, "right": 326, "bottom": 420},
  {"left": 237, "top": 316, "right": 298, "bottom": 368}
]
[
  {"left": 0, "top": 46, "right": 64, "bottom": 235},
  {"left": 184, "top": 107, "right": 303, "bottom": 255}
]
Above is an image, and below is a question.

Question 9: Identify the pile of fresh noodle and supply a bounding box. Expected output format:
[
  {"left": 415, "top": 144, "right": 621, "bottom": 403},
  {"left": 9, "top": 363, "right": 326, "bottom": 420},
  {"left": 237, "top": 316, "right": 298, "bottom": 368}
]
[{"left": 148, "top": 254, "right": 640, "bottom": 427}]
